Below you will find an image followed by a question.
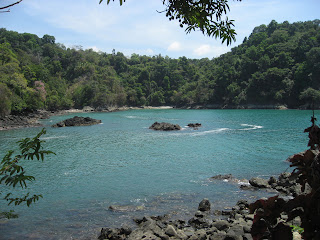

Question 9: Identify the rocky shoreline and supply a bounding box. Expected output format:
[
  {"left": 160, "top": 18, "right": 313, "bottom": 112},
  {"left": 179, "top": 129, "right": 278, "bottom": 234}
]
[
  {"left": 0, "top": 106, "right": 173, "bottom": 131},
  {"left": 98, "top": 172, "right": 305, "bottom": 240}
]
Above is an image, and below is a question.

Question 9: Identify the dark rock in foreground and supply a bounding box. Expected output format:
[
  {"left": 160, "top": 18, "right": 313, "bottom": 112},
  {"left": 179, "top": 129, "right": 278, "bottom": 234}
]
[
  {"left": 198, "top": 198, "right": 211, "bottom": 212},
  {"left": 149, "top": 122, "right": 181, "bottom": 131},
  {"left": 98, "top": 199, "right": 257, "bottom": 240},
  {"left": 98, "top": 172, "right": 306, "bottom": 240},
  {"left": 52, "top": 116, "right": 101, "bottom": 127}
]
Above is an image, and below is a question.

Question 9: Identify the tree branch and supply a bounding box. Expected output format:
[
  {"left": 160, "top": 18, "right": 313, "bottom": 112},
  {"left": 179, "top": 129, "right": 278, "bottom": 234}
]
[{"left": 0, "top": 0, "right": 23, "bottom": 10}]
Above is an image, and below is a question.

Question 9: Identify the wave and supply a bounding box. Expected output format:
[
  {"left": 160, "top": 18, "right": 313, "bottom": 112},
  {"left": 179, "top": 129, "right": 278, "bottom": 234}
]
[
  {"left": 157, "top": 128, "right": 230, "bottom": 137},
  {"left": 41, "top": 135, "right": 68, "bottom": 140},
  {"left": 189, "top": 128, "right": 230, "bottom": 136},
  {"left": 130, "top": 198, "right": 148, "bottom": 203},
  {"left": 125, "top": 115, "right": 148, "bottom": 120},
  {"left": 239, "top": 124, "right": 263, "bottom": 131}
]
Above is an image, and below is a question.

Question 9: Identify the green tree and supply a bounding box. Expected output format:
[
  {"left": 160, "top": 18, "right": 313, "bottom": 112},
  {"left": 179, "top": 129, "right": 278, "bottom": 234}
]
[
  {"left": 299, "top": 87, "right": 320, "bottom": 104},
  {"left": 0, "top": 83, "right": 11, "bottom": 116},
  {"left": 0, "top": 128, "right": 55, "bottom": 218}
]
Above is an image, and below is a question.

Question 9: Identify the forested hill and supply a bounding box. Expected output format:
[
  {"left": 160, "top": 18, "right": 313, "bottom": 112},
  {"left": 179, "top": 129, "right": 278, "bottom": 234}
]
[{"left": 0, "top": 19, "right": 320, "bottom": 116}]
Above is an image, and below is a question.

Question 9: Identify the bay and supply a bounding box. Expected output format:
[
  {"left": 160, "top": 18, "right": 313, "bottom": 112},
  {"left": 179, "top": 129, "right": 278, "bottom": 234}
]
[{"left": 0, "top": 109, "right": 314, "bottom": 239}]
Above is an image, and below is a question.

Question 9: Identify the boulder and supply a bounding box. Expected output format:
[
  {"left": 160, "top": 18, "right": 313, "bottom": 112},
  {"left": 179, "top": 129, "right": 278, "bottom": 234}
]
[
  {"left": 249, "top": 177, "right": 270, "bottom": 188},
  {"left": 98, "top": 227, "right": 132, "bottom": 240},
  {"left": 213, "top": 220, "right": 230, "bottom": 231},
  {"left": 165, "top": 225, "right": 177, "bottom": 237},
  {"left": 149, "top": 122, "right": 181, "bottom": 131},
  {"left": 198, "top": 198, "right": 211, "bottom": 212},
  {"left": 52, "top": 116, "right": 101, "bottom": 127}
]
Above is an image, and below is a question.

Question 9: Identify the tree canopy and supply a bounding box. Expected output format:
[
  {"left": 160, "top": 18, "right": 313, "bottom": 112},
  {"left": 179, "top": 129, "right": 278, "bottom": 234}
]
[
  {"left": 0, "top": 19, "right": 319, "bottom": 115},
  {"left": 99, "top": 0, "right": 242, "bottom": 45}
]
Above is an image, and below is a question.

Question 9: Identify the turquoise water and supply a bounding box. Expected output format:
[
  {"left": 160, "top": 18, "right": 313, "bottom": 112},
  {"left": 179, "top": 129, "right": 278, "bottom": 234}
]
[{"left": 0, "top": 109, "right": 314, "bottom": 239}]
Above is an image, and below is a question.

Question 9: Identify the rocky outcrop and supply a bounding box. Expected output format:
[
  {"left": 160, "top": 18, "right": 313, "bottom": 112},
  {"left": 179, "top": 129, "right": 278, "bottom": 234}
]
[
  {"left": 0, "top": 110, "right": 52, "bottom": 130},
  {"left": 210, "top": 172, "right": 307, "bottom": 197},
  {"left": 149, "top": 122, "right": 181, "bottom": 131},
  {"left": 52, "top": 116, "right": 101, "bottom": 127},
  {"left": 238, "top": 172, "right": 311, "bottom": 197}
]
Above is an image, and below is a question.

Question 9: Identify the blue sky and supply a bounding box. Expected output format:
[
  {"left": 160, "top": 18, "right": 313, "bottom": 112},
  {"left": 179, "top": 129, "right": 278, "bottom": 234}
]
[{"left": 1, "top": 0, "right": 319, "bottom": 59}]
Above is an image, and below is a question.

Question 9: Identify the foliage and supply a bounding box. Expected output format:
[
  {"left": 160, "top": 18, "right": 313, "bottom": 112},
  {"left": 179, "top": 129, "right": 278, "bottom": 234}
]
[
  {"left": 0, "top": 128, "right": 55, "bottom": 218},
  {"left": 249, "top": 115, "right": 320, "bottom": 239},
  {"left": 0, "top": 82, "right": 12, "bottom": 117},
  {"left": 290, "top": 225, "right": 304, "bottom": 234},
  {"left": 99, "top": 0, "right": 241, "bottom": 45},
  {"left": 0, "top": 19, "right": 319, "bottom": 114}
]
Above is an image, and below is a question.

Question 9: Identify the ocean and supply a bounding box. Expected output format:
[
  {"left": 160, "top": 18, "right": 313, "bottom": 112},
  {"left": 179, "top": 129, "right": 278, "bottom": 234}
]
[{"left": 0, "top": 109, "right": 315, "bottom": 239}]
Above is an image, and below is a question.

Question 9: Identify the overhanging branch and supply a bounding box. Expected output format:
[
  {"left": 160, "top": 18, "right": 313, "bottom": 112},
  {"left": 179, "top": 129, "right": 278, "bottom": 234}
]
[{"left": 0, "top": 0, "right": 23, "bottom": 10}]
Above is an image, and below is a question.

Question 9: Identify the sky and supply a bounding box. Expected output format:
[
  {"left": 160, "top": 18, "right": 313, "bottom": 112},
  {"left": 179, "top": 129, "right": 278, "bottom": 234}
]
[{"left": 1, "top": 0, "right": 320, "bottom": 59}]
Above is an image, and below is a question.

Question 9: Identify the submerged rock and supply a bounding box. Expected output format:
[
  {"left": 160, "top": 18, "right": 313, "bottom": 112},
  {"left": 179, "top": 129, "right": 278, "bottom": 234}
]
[
  {"left": 210, "top": 174, "right": 234, "bottom": 181},
  {"left": 149, "top": 122, "right": 181, "bottom": 131},
  {"left": 108, "top": 205, "right": 144, "bottom": 212},
  {"left": 52, "top": 116, "right": 101, "bottom": 127}
]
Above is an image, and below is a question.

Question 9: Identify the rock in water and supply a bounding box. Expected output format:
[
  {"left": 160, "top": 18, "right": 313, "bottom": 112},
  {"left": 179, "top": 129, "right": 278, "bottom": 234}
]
[
  {"left": 249, "top": 177, "right": 270, "bottom": 188},
  {"left": 149, "top": 122, "right": 181, "bottom": 131},
  {"left": 187, "top": 123, "right": 202, "bottom": 128},
  {"left": 52, "top": 116, "right": 101, "bottom": 127},
  {"left": 198, "top": 198, "right": 211, "bottom": 212}
]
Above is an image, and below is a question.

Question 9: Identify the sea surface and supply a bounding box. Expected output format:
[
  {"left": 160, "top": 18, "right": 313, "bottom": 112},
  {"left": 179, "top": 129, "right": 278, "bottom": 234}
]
[{"left": 0, "top": 109, "right": 315, "bottom": 239}]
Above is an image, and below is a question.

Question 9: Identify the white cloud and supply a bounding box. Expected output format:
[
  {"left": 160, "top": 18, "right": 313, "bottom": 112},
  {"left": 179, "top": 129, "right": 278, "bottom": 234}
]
[
  {"left": 17, "top": 0, "right": 320, "bottom": 59},
  {"left": 167, "top": 41, "right": 182, "bottom": 51},
  {"left": 193, "top": 44, "right": 211, "bottom": 56},
  {"left": 146, "top": 48, "right": 154, "bottom": 55}
]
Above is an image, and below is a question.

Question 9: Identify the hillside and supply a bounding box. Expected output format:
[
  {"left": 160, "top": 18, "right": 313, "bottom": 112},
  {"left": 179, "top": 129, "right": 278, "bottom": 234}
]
[{"left": 0, "top": 19, "right": 319, "bottom": 116}]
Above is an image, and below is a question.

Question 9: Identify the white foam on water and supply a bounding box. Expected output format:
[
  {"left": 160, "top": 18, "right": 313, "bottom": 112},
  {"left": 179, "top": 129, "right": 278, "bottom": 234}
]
[
  {"left": 125, "top": 115, "right": 137, "bottom": 119},
  {"left": 189, "top": 128, "right": 230, "bottom": 136},
  {"left": 237, "top": 180, "right": 250, "bottom": 185},
  {"left": 239, "top": 124, "right": 263, "bottom": 131},
  {"left": 125, "top": 115, "right": 152, "bottom": 120},
  {"left": 41, "top": 135, "right": 68, "bottom": 140},
  {"left": 130, "top": 198, "right": 148, "bottom": 203}
]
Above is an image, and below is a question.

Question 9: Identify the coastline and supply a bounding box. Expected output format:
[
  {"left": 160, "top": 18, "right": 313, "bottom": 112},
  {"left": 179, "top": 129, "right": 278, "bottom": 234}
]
[
  {"left": 98, "top": 172, "right": 306, "bottom": 240},
  {"left": 1, "top": 104, "right": 316, "bottom": 131},
  {"left": 0, "top": 106, "right": 174, "bottom": 131}
]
